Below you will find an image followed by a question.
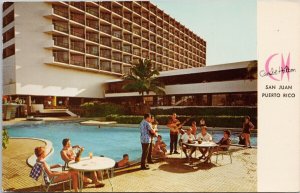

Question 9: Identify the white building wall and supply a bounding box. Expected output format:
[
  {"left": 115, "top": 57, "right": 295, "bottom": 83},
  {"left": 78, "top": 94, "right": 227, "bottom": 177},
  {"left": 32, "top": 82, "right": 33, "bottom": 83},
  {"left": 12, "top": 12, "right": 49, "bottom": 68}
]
[{"left": 7, "top": 2, "right": 118, "bottom": 98}]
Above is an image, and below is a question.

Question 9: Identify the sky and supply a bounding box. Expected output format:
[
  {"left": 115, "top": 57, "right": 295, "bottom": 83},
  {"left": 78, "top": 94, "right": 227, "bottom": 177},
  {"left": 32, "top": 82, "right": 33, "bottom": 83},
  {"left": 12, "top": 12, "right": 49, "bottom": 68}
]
[{"left": 151, "top": 0, "right": 257, "bottom": 65}]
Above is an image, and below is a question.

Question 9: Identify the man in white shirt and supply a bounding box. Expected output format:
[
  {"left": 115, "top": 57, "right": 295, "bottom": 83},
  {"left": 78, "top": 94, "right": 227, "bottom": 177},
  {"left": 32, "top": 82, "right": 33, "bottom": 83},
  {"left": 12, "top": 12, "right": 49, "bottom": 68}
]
[
  {"left": 196, "top": 126, "right": 212, "bottom": 159},
  {"left": 181, "top": 128, "right": 196, "bottom": 158}
]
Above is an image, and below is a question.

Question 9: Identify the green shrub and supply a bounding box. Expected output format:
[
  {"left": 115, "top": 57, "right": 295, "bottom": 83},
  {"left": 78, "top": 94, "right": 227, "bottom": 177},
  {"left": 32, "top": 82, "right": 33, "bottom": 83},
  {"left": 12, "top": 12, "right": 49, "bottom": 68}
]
[
  {"left": 80, "top": 102, "right": 127, "bottom": 117},
  {"left": 106, "top": 115, "right": 257, "bottom": 128},
  {"left": 2, "top": 128, "right": 9, "bottom": 149},
  {"left": 150, "top": 107, "right": 257, "bottom": 117}
]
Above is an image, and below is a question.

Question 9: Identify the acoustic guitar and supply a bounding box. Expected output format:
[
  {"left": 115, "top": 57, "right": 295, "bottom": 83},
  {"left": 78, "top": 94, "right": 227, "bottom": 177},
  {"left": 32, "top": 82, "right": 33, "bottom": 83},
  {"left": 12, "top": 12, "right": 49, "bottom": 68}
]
[{"left": 169, "top": 117, "right": 192, "bottom": 134}]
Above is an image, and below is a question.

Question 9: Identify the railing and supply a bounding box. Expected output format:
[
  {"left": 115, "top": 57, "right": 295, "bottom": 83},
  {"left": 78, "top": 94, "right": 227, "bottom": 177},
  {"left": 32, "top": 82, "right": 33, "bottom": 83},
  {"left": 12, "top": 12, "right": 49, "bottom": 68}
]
[
  {"left": 86, "top": 20, "right": 99, "bottom": 30},
  {"left": 70, "top": 58, "right": 85, "bottom": 67},
  {"left": 86, "top": 7, "right": 99, "bottom": 17},
  {"left": 100, "top": 39, "right": 111, "bottom": 47},
  {"left": 86, "top": 34, "right": 99, "bottom": 43},
  {"left": 70, "top": 14, "right": 85, "bottom": 24},
  {"left": 71, "top": 43, "right": 84, "bottom": 52},
  {"left": 112, "top": 31, "right": 122, "bottom": 39},
  {"left": 54, "top": 56, "right": 68, "bottom": 63},
  {"left": 100, "top": 14, "right": 111, "bottom": 22},
  {"left": 70, "top": 2, "right": 85, "bottom": 11},
  {"left": 54, "top": 40, "right": 69, "bottom": 48},
  {"left": 53, "top": 8, "right": 68, "bottom": 18},
  {"left": 71, "top": 29, "right": 85, "bottom": 38},
  {"left": 53, "top": 23, "right": 68, "bottom": 33}
]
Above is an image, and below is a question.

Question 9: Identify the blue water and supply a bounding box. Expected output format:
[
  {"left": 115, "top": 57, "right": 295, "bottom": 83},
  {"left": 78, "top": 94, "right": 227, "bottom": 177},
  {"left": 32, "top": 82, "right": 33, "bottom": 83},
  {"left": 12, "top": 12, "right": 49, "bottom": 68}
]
[{"left": 6, "top": 122, "right": 257, "bottom": 165}]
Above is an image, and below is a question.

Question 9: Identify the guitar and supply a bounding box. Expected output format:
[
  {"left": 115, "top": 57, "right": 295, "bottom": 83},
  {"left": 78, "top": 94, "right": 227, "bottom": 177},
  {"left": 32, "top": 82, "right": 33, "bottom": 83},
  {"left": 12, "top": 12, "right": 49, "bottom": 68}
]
[{"left": 169, "top": 117, "right": 192, "bottom": 134}]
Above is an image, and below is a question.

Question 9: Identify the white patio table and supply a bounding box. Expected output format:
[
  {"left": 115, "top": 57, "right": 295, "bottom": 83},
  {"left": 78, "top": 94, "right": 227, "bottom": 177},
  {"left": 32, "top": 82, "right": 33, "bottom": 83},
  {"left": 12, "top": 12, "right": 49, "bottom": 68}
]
[
  {"left": 183, "top": 141, "right": 218, "bottom": 162},
  {"left": 68, "top": 156, "right": 115, "bottom": 192}
]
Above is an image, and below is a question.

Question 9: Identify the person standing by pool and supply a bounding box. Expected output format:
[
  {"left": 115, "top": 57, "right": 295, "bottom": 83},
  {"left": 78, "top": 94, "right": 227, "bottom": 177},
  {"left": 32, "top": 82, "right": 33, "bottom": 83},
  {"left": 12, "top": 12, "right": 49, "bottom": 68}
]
[
  {"left": 167, "top": 113, "right": 181, "bottom": 155},
  {"left": 140, "top": 113, "right": 156, "bottom": 170},
  {"left": 241, "top": 116, "right": 255, "bottom": 148},
  {"left": 60, "top": 138, "right": 105, "bottom": 188},
  {"left": 147, "top": 116, "right": 158, "bottom": 164}
]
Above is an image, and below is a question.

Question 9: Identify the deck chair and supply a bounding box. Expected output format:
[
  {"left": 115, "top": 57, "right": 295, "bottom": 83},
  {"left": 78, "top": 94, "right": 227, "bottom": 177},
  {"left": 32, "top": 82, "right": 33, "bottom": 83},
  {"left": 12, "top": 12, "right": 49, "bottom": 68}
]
[
  {"left": 31, "top": 162, "right": 72, "bottom": 192},
  {"left": 214, "top": 145, "right": 232, "bottom": 164}
]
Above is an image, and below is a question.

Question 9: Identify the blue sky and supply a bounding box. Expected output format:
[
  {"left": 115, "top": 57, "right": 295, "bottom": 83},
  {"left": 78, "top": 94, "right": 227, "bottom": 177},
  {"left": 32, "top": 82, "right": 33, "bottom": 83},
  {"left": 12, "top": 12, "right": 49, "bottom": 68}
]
[{"left": 151, "top": 0, "right": 257, "bottom": 65}]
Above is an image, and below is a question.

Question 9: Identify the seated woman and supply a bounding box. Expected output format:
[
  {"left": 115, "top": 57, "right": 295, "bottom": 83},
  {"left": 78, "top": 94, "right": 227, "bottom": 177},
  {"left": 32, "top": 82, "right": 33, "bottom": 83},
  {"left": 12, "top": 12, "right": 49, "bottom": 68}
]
[
  {"left": 31, "top": 147, "right": 79, "bottom": 192},
  {"left": 216, "top": 130, "right": 232, "bottom": 151},
  {"left": 60, "top": 138, "right": 104, "bottom": 188},
  {"left": 115, "top": 154, "right": 130, "bottom": 168},
  {"left": 152, "top": 135, "right": 167, "bottom": 158}
]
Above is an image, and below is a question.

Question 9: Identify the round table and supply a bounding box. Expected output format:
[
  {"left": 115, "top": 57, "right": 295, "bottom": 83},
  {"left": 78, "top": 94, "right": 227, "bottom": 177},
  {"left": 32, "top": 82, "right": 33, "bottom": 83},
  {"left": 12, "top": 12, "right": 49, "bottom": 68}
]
[
  {"left": 68, "top": 156, "right": 115, "bottom": 192},
  {"left": 183, "top": 141, "right": 218, "bottom": 163}
]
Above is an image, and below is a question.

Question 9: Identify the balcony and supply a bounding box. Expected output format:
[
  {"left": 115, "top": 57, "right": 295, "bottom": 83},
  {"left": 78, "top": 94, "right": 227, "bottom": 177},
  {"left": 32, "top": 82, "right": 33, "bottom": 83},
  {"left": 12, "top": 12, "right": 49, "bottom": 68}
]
[
  {"left": 70, "top": 2, "right": 85, "bottom": 11},
  {"left": 70, "top": 14, "right": 85, "bottom": 25},
  {"left": 112, "top": 7, "right": 122, "bottom": 16},
  {"left": 123, "top": 46, "right": 131, "bottom": 53},
  {"left": 100, "top": 2, "right": 111, "bottom": 10},
  {"left": 112, "top": 19, "right": 122, "bottom": 27},
  {"left": 124, "top": 12, "right": 132, "bottom": 21},
  {"left": 112, "top": 63, "right": 122, "bottom": 73},
  {"left": 133, "top": 39, "right": 140, "bottom": 46},
  {"left": 86, "top": 19, "right": 99, "bottom": 30},
  {"left": 112, "top": 42, "right": 122, "bottom": 50},
  {"left": 124, "top": 23, "right": 131, "bottom": 31},
  {"left": 142, "top": 22, "right": 148, "bottom": 29},
  {"left": 133, "top": 49, "right": 140, "bottom": 56},
  {"left": 100, "top": 50, "right": 111, "bottom": 59},
  {"left": 53, "top": 23, "right": 68, "bottom": 33},
  {"left": 112, "top": 31, "right": 122, "bottom": 39},
  {"left": 87, "top": 59, "right": 99, "bottom": 69},
  {"left": 101, "top": 61, "right": 111, "bottom": 71},
  {"left": 100, "top": 38, "right": 111, "bottom": 47},
  {"left": 112, "top": 53, "right": 122, "bottom": 62},
  {"left": 100, "top": 14, "right": 111, "bottom": 22},
  {"left": 133, "top": 17, "right": 141, "bottom": 25},
  {"left": 71, "top": 28, "right": 85, "bottom": 38},
  {"left": 86, "top": 33, "right": 99, "bottom": 43},
  {"left": 86, "top": 7, "right": 99, "bottom": 17},
  {"left": 71, "top": 42, "right": 84, "bottom": 52},
  {"left": 53, "top": 52, "right": 69, "bottom": 63},
  {"left": 53, "top": 7, "right": 68, "bottom": 18},
  {"left": 86, "top": 46, "right": 99, "bottom": 56},
  {"left": 53, "top": 39, "right": 69, "bottom": 49},
  {"left": 124, "top": 34, "right": 131, "bottom": 42},
  {"left": 100, "top": 25, "right": 111, "bottom": 35},
  {"left": 133, "top": 28, "right": 141, "bottom": 36},
  {"left": 70, "top": 58, "right": 85, "bottom": 67},
  {"left": 123, "top": 56, "right": 131, "bottom": 63}
]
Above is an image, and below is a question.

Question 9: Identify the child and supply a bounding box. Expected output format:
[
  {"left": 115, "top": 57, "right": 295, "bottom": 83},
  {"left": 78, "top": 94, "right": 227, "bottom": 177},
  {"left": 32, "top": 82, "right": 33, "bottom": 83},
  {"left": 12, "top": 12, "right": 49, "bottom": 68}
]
[
  {"left": 152, "top": 135, "right": 167, "bottom": 158},
  {"left": 115, "top": 154, "right": 130, "bottom": 168}
]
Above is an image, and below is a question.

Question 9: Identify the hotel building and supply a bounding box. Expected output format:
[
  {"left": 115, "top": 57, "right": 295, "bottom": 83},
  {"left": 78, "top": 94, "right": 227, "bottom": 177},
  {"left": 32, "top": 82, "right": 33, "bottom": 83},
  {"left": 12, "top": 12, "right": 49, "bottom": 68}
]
[
  {"left": 104, "top": 60, "right": 257, "bottom": 110},
  {"left": 2, "top": 1, "right": 206, "bottom": 107}
]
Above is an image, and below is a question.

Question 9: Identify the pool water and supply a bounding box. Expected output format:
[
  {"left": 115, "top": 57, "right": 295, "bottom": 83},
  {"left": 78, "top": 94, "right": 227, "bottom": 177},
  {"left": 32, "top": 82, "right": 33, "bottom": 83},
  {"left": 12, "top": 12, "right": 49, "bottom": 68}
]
[{"left": 6, "top": 122, "right": 257, "bottom": 165}]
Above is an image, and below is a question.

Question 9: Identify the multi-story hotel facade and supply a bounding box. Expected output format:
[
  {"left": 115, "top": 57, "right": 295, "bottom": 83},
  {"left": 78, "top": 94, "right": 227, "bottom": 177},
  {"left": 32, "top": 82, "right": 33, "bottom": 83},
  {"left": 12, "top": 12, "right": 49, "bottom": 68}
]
[{"left": 2, "top": 1, "right": 206, "bottom": 110}]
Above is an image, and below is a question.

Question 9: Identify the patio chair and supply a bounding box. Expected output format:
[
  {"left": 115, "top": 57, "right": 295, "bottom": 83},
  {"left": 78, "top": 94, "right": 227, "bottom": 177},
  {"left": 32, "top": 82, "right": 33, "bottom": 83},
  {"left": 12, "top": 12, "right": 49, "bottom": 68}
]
[
  {"left": 179, "top": 139, "right": 196, "bottom": 159},
  {"left": 214, "top": 145, "right": 232, "bottom": 164},
  {"left": 32, "top": 162, "right": 72, "bottom": 192}
]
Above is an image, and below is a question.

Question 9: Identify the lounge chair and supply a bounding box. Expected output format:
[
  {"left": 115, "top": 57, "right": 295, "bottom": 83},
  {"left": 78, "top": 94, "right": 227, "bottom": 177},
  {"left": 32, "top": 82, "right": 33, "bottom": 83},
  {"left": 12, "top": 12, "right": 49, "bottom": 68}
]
[{"left": 213, "top": 145, "right": 233, "bottom": 164}]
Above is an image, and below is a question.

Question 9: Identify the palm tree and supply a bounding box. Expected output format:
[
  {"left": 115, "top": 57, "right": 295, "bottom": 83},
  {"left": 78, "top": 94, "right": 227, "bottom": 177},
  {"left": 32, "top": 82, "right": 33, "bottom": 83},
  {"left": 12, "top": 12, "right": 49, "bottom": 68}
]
[{"left": 122, "top": 59, "right": 165, "bottom": 104}]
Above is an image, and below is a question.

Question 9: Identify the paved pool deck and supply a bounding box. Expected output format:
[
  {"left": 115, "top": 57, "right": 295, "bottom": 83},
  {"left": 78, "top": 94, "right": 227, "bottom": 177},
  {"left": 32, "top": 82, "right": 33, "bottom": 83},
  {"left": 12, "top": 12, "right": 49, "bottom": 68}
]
[{"left": 2, "top": 138, "right": 257, "bottom": 192}]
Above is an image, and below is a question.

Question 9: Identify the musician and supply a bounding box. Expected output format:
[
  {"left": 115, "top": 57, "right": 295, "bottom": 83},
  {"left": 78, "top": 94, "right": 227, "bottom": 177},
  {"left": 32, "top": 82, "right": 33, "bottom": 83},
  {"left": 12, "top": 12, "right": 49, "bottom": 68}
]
[
  {"left": 147, "top": 116, "right": 158, "bottom": 164},
  {"left": 167, "top": 113, "right": 181, "bottom": 154}
]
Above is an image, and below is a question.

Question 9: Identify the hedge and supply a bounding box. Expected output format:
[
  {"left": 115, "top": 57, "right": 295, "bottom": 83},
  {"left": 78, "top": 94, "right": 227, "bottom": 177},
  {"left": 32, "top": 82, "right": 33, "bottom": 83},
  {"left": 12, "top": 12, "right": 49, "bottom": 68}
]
[
  {"left": 80, "top": 102, "right": 128, "bottom": 117},
  {"left": 150, "top": 107, "right": 257, "bottom": 117},
  {"left": 106, "top": 114, "right": 257, "bottom": 128}
]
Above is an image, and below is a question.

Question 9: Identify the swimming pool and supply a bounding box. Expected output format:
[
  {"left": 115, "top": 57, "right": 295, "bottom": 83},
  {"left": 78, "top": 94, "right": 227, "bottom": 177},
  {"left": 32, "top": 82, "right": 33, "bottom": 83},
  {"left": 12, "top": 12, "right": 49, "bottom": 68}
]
[{"left": 6, "top": 122, "right": 257, "bottom": 165}]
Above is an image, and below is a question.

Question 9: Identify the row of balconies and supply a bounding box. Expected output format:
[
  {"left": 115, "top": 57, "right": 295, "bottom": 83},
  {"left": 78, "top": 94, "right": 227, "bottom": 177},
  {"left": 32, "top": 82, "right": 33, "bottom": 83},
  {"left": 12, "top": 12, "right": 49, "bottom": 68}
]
[
  {"left": 55, "top": 2, "right": 204, "bottom": 44},
  {"left": 50, "top": 5, "right": 206, "bottom": 47}
]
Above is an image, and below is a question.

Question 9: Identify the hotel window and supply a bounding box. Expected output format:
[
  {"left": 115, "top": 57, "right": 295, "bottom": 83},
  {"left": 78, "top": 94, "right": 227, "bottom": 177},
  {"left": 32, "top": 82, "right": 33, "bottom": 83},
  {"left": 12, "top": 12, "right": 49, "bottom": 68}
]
[
  {"left": 101, "top": 61, "right": 111, "bottom": 71},
  {"left": 112, "top": 63, "right": 121, "bottom": 73},
  {"left": 123, "top": 45, "right": 131, "bottom": 53},
  {"left": 112, "top": 41, "right": 122, "bottom": 50},
  {"left": 3, "top": 10, "right": 14, "bottom": 27},
  {"left": 3, "top": 44, "right": 15, "bottom": 59},
  {"left": 100, "top": 37, "right": 111, "bottom": 47},
  {"left": 53, "top": 36, "right": 69, "bottom": 48},
  {"left": 3, "top": 27, "right": 14, "bottom": 43},
  {"left": 70, "top": 54, "right": 85, "bottom": 67},
  {"left": 212, "top": 94, "right": 226, "bottom": 106},
  {"left": 53, "top": 51, "right": 68, "bottom": 63},
  {"left": 86, "top": 45, "right": 99, "bottom": 56}
]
